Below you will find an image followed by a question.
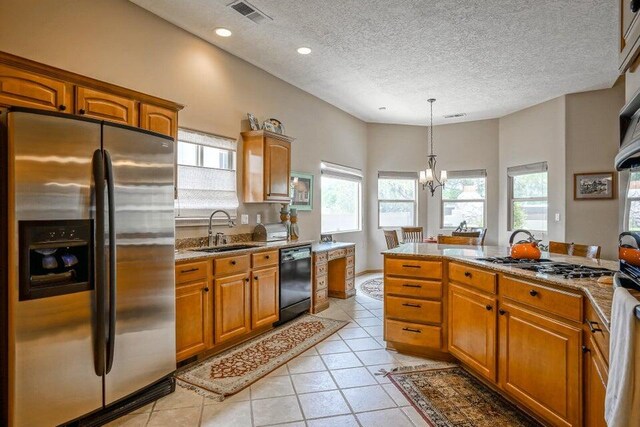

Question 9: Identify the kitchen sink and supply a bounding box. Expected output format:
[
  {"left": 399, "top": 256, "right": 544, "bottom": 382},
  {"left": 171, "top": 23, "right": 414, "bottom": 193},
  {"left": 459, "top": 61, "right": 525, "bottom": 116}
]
[{"left": 197, "top": 244, "right": 261, "bottom": 253}]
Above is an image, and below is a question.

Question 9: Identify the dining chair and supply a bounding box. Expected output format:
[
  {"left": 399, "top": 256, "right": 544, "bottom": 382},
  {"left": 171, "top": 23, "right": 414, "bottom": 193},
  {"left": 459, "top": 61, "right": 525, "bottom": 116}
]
[
  {"left": 401, "top": 227, "right": 423, "bottom": 243},
  {"left": 383, "top": 229, "right": 400, "bottom": 249},
  {"left": 549, "top": 241, "right": 601, "bottom": 259},
  {"left": 549, "top": 241, "right": 572, "bottom": 255},
  {"left": 437, "top": 235, "right": 481, "bottom": 245},
  {"left": 452, "top": 228, "right": 487, "bottom": 245}
]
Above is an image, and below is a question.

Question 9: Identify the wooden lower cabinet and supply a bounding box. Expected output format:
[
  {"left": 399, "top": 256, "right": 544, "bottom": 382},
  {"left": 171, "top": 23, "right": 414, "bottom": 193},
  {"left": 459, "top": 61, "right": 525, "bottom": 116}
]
[
  {"left": 499, "top": 302, "right": 582, "bottom": 427},
  {"left": 215, "top": 272, "right": 251, "bottom": 344},
  {"left": 584, "top": 335, "right": 608, "bottom": 427},
  {"left": 448, "top": 284, "right": 497, "bottom": 382},
  {"left": 251, "top": 266, "right": 279, "bottom": 329},
  {"left": 175, "top": 280, "right": 212, "bottom": 361}
]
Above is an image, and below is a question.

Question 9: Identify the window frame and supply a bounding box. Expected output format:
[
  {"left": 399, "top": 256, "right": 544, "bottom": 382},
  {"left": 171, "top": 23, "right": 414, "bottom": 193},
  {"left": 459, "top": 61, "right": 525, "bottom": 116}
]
[
  {"left": 377, "top": 172, "right": 418, "bottom": 229},
  {"left": 440, "top": 170, "right": 487, "bottom": 230},
  {"left": 625, "top": 171, "right": 640, "bottom": 231},
  {"left": 507, "top": 163, "right": 549, "bottom": 232},
  {"left": 320, "top": 161, "right": 363, "bottom": 234}
]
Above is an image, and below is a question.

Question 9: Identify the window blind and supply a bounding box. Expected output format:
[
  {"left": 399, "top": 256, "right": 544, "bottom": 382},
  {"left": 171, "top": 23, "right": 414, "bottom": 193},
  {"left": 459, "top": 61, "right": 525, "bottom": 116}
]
[
  {"left": 321, "top": 161, "right": 362, "bottom": 181},
  {"left": 378, "top": 171, "right": 418, "bottom": 179},
  {"left": 175, "top": 129, "right": 239, "bottom": 219},
  {"left": 507, "top": 162, "right": 548, "bottom": 177},
  {"left": 447, "top": 169, "right": 487, "bottom": 179}
]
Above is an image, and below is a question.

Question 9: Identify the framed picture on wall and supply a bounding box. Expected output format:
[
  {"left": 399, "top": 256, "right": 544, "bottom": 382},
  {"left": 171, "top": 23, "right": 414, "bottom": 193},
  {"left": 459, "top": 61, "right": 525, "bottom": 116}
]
[
  {"left": 290, "top": 172, "right": 313, "bottom": 211},
  {"left": 574, "top": 172, "right": 616, "bottom": 200}
]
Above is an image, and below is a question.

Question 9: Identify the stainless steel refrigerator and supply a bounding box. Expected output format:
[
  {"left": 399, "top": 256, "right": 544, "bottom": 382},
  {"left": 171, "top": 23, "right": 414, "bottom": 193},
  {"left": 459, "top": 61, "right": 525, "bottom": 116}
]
[{"left": 3, "top": 108, "right": 176, "bottom": 426}]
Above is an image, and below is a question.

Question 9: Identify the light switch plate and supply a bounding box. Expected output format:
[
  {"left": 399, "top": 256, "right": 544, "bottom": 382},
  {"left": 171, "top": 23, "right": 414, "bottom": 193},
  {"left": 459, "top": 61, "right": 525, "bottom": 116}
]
[
  {"left": 241, "top": 214, "right": 249, "bottom": 225},
  {"left": 256, "top": 214, "right": 262, "bottom": 224},
  {"left": 554, "top": 213, "right": 560, "bottom": 222}
]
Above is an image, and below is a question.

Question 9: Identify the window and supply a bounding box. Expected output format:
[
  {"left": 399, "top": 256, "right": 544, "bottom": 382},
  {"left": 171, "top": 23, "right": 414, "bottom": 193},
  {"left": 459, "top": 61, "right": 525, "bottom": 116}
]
[
  {"left": 175, "top": 128, "right": 239, "bottom": 220},
  {"left": 441, "top": 170, "right": 486, "bottom": 228},
  {"left": 508, "top": 162, "right": 548, "bottom": 231},
  {"left": 321, "top": 162, "right": 362, "bottom": 233},
  {"left": 626, "top": 171, "right": 640, "bottom": 230},
  {"left": 377, "top": 171, "right": 417, "bottom": 227}
]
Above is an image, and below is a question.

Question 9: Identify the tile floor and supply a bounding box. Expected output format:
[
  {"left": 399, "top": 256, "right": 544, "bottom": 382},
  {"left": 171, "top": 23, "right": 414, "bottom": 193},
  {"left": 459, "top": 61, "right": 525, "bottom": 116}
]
[{"left": 108, "top": 273, "right": 434, "bottom": 427}]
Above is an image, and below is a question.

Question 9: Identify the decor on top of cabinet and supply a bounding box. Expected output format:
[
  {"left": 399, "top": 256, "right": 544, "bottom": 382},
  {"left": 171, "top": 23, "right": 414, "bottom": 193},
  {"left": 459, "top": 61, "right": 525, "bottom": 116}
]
[
  {"left": 574, "top": 172, "right": 615, "bottom": 200},
  {"left": 247, "top": 113, "right": 260, "bottom": 131},
  {"left": 290, "top": 172, "right": 313, "bottom": 211},
  {"left": 290, "top": 208, "right": 299, "bottom": 241},
  {"left": 262, "top": 120, "right": 277, "bottom": 132},
  {"left": 268, "top": 118, "right": 285, "bottom": 135}
]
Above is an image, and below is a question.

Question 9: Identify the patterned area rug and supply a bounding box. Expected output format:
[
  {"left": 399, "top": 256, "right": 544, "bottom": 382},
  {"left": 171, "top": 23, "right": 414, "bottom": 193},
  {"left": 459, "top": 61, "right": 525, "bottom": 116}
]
[
  {"left": 359, "top": 276, "right": 383, "bottom": 300},
  {"left": 388, "top": 365, "right": 541, "bottom": 426},
  {"left": 175, "top": 314, "right": 347, "bottom": 401}
]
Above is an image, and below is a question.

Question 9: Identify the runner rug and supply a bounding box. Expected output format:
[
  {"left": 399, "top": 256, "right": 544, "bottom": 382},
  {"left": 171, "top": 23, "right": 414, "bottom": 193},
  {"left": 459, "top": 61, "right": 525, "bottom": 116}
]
[
  {"left": 387, "top": 365, "right": 542, "bottom": 426},
  {"left": 175, "top": 314, "right": 347, "bottom": 401}
]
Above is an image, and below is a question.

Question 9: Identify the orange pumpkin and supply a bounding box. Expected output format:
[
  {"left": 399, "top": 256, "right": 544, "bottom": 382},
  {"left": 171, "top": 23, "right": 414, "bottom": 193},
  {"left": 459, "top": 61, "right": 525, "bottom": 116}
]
[{"left": 510, "top": 241, "right": 542, "bottom": 260}]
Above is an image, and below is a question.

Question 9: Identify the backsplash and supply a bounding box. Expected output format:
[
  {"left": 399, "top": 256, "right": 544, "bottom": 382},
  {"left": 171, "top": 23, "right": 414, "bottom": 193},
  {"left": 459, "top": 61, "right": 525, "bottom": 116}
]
[{"left": 175, "top": 233, "right": 254, "bottom": 250}]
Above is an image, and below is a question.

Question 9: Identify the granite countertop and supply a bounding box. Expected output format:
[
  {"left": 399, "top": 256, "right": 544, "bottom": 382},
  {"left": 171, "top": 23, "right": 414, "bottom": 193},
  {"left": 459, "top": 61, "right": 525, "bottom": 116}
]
[
  {"left": 175, "top": 240, "right": 314, "bottom": 262},
  {"left": 311, "top": 241, "right": 355, "bottom": 253},
  {"left": 383, "top": 243, "right": 629, "bottom": 329}
]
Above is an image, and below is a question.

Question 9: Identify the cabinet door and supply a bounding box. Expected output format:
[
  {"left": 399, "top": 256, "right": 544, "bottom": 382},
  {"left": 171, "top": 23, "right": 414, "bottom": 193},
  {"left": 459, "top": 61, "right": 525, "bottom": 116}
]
[
  {"left": 252, "top": 266, "right": 279, "bottom": 329},
  {"left": 140, "top": 103, "right": 177, "bottom": 139},
  {"left": 448, "top": 284, "right": 497, "bottom": 382},
  {"left": 584, "top": 336, "right": 608, "bottom": 427},
  {"left": 499, "top": 303, "right": 582, "bottom": 427},
  {"left": 176, "top": 280, "right": 211, "bottom": 361},
  {"left": 264, "top": 137, "right": 291, "bottom": 201},
  {"left": 215, "top": 273, "right": 251, "bottom": 343},
  {"left": 76, "top": 86, "right": 138, "bottom": 126},
  {"left": 0, "top": 64, "right": 71, "bottom": 112}
]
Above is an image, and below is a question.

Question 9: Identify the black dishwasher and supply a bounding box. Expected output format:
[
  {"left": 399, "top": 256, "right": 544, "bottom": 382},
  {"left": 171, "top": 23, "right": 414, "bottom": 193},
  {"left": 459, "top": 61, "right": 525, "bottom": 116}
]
[{"left": 277, "top": 245, "right": 312, "bottom": 325}]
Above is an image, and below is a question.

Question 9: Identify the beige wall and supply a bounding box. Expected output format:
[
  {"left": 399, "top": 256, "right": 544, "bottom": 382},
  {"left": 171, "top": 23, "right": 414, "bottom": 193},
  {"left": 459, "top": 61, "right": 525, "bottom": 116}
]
[
  {"left": 366, "top": 120, "right": 499, "bottom": 269},
  {"left": 498, "top": 96, "right": 567, "bottom": 245},
  {"left": 565, "top": 83, "right": 625, "bottom": 259},
  {"left": 0, "top": 0, "right": 369, "bottom": 271}
]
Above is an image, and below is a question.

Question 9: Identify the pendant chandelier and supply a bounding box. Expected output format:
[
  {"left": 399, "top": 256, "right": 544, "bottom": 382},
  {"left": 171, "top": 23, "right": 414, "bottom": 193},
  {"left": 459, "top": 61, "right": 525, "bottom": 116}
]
[{"left": 419, "top": 98, "right": 447, "bottom": 196}]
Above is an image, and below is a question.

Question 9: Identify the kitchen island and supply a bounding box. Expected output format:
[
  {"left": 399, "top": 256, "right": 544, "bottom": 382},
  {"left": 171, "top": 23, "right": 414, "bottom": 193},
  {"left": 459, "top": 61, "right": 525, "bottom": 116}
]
[{"left": 382, "top": 243, "right": 635, "bottom": 427}]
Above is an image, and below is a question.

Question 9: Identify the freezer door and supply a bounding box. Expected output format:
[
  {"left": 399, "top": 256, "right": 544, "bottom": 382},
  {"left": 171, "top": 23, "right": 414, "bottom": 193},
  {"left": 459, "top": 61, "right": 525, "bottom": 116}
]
[
  {"left": 8, "top": 111, "right": 103, "bottom": 426},
  {"left": 102, "top": 123, "right": 176, "bottom": 404}
]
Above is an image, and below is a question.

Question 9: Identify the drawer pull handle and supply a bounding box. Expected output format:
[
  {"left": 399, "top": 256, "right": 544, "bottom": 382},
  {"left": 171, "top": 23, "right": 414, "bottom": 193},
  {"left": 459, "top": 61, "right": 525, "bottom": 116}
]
[
  {"left": 464, "top": 271, "right": 472, "bottom": 278},
  {"left": 402, "top": 303, "right": 421, "bottom": 308},
  {"left": 402, "top": 265, "right": 421, "bottom": 269},
  {"left": 402, "top": 327, "right": 422, "bottom": 333},
  {"left": 180, "top": 268, "right": 198, "bottom": 273},
  {"left": 231, "top": 260, "right": 237, "bottom": 265},
  {"left": 499, "top": 309, "right": 506, "bottom": 316},
  {"left": 402, "top": 284, "right": 422, "bottom": 288},
  {"left": 265, "top": 255, "right": 270, "bottom": 259},
  {"left": 485, "top": 305, "right": 493, "bottom": 311},
  {"left": 203, "top": 287, "right": 209, "bottom": 292},
  {"left": 529, "top": 289, "right": 538, "bottom": 297},
  {"left": 587, "top": 320, "right": 603, "bottom": 333},
  {"left": 582, "top": 345, "right": 590, "bottom": 354}
]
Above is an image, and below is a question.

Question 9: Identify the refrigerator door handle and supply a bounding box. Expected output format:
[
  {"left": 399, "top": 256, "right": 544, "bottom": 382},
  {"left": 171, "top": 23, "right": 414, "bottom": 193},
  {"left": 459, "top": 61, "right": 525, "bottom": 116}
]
[
  {"left": 104, "top": 150, "right": 117, "bottom": 374},
  {"left": 92, "top": 149, "right": 106, "bottom": 377}
]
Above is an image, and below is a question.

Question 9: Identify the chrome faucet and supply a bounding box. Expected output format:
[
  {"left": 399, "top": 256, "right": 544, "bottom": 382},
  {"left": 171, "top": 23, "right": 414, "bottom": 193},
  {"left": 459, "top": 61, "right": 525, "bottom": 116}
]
[{"left": 208, "top": 210, "right": 235, "bottom": 246}]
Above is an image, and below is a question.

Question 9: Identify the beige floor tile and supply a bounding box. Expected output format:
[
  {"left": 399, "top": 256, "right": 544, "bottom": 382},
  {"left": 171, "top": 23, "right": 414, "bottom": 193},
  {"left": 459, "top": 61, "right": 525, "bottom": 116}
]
[
  {"left": 323, "top": 331, "right": 344, "bottom": 341},
  {"left": 350, "top": 310, "right": 375, "bottom": 319},
  {"left": 251, "top": 375, "right": 295, "bottom": 399},
  {"left": 147, "top": 407, "right": 202, "bottom": 426},
  {"left": 331, "top": 366, "right": 378, "bottom": 389},
  {"left": 401, "top": 406, "right": 429, "bottom": 427},
  {"left": 298, "top": 390, "right": 351, "bottom": 419},
  {"left": 342, "top": 385, "right": 396, "bottom": 412},
  {"left": 216, "top": 387, "right": 251, "bottom": 403},
  {"left": 356, "top": 317, "right": 383, "bottom": 327},
  {"left": 298, "top": 346, "right": 319, "bottom": 357},
  {"left": 266, "top": 364, "right": 291, "bottom": 377},
  {"left": 363, "top": 325, "right": 384, "bottom": 337},
  {"left": 355, "top": 349, "right": 399, "bottom": 366},
  {"left": 383, "top": 383, "right": 411, "bottom": 406},
  {"left": 344, "top": 337, "right": 383, "bottom": 351},
  {"left": 341, "top": 321, "right": 361, "bottom": 329},
  {"left": 291, "top": 371, "right": 338, "bottom": 393},
  {"left": 338, "top": 327, "right": 369, "bottom": 340},
  {"left": 287, "top": 355, "right": 327, "bottom": 374},
  {"left": 130, "top": 402, "right": 154, "bottom": 414},
  {"left": 105, "top": 413, "right": 151, "bottom": 427},
  {"left": 366, "top": 363, "right": 403, "bottom": 384},
  {"left": 307, "top": 414, "right": 359, "bottom": 427},
  {"left": 201, "top": 401, "right": 252, "bottom": 427},
  {"left": 316, "top": 339, "right": 351, "bottom": 354},
  {"left": 252, "top": 395, "right": 303, "bottom": 426},
  {"left": 356, "top": 408, "right": 414, "bottom": 427},
  {"left": 153, "top": 386, "right": 204, "bottom": 411},
  {"left": 321, "top": 352, "right": 363, "bottom": 370},
  {"left": 271, "top": 422, "right": 306, "bottom": 427}
]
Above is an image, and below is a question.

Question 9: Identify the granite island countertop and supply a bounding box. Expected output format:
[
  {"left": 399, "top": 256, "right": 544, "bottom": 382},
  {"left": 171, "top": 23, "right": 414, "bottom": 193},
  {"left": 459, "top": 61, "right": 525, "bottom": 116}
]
[
  {"left": 383, "top": 243, "right": 638, "bottom": 329},
  {"left": 175, "top": 240, "right": 315, "bottom": 263}
]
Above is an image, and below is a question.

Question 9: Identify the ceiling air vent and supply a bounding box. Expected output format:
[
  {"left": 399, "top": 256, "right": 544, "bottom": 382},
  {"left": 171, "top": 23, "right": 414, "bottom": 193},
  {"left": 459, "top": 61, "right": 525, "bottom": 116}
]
[
  {"left": 444, "top": 113, "right": 466, "bottom": 119},
  {"left": 228, "top": 1, "right": 272, "bottom": 24}
]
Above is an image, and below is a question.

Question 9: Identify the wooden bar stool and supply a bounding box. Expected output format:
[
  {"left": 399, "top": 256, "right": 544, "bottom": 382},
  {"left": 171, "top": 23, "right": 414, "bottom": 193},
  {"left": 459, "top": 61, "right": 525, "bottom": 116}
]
[
  {"left": 437, "top": 235, "right": 481, "bottom": 245},
  {"left": 401, "top": 227, "right": 423, "bottom": 243},
  {"left": 384, "top": 230, "right": 400, "bottom": 249},
  {"left": 452, "top": 228, "right": 487, "bottom": 245},
  {"left": 548, "top": 241, "right": 601, "bottom": 259}
]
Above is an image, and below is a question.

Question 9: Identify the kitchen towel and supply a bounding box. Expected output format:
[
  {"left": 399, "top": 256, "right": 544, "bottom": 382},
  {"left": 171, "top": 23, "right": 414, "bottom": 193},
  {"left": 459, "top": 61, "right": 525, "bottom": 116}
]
[{"left": 605, "top": 287, "right": 640, "bottom": 427}]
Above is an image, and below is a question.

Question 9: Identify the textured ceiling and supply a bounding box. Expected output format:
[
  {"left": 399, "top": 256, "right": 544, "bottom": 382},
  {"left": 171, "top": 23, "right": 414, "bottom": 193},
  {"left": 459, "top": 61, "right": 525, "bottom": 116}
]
[{"left": 130, "top": 0, "right": 619, "bottom": 125}]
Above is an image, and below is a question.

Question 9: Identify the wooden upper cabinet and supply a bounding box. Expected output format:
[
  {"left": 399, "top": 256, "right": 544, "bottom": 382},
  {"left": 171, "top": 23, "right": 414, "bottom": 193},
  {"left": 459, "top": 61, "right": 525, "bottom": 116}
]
[
  {"left": 175, "top": 279, "right": 212, "bottom": 361},
  {"left": 620, "top": 0, "right": 640, "bottom": 72},
  {"left": 499, "top": 302, "right": 582, "bottom": 427},
  {"left": 75, "top": 86, "right": 138, "bottom": 126},
  {"left": 448, "top": 284, "right": 497, "bottom": 382},
  {"left": 242, "top": 130, "right": 293, "bottom": 203},
  {"left": 215, "top": 272, "right": 251, "bottom": 344},
  {"left": 140, "top": 103, "right": 177, "bottom": 138},
  {"left": 0, "top": 64, "right": 71, "bottom": 112},
  {"left": 251, "top": 266, "right": 279, "bottom": 329}
]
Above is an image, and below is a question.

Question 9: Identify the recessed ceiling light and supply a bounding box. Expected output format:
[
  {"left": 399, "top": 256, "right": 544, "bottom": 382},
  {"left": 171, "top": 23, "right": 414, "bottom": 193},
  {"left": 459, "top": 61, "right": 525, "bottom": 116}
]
[
  {"left": 378, "top": 107, "right": 387, "bottom": 110},
  {"left": 297, "top": 47, "right": 311, "bottom": 55},
  {"left": 215, "top": 28, "right": 232, "bottom": 37}
]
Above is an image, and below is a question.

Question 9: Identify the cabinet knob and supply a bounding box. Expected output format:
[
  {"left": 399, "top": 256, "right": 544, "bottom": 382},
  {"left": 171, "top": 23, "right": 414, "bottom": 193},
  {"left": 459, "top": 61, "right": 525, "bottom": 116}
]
[
  {"left": 78, "top": 108, "right": 86, "bottom": 115},
  {"left": 58, "top": 104, "right": 67, "bottom": 111},
  {"left": 244, "top": 277, "right": 250, "bottom": 282},
  {"left": 485, "top": 305, "right": 493, "bottom": 311},
  {"left": 582, "top": 345, "right": 590, "bottom": 354},
  {"left": 499, "top": 309, "right": 506, "bottom": 315},
  {"left": 231, "top": 260, "right": 236, "bottom": 265},
  {"left": 203, "top": 287, "right": 209, "bottom": 292},
  {"left": 265, "top": 255, "right": 270, "bottom": 259},
  {"left": 529, "top": 289, "right": 538, "bottom": 297},
  {"left": 632, "top": 0, "right": 640, "bottom": 13},
  {"left": 464, "top": 271, "right": 472, "bottom": 278},
  {"left": 254, "top": 276, "right": 259, "bottom": 281}
]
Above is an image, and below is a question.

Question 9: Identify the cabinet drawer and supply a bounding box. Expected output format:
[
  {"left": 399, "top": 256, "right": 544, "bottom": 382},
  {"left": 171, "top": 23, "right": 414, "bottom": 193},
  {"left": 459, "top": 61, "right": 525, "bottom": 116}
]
[
  {"left": 316, "top": 275, "right": 328, "bottom": 291},
  {"left": 448, "top": 262, "right": 497, "bottom": 294},
  {"left": 346, "top": 256, "right": 355, "bottom": 268},
  {"left": 585, "top": 301, "right": 610, "bottom": 362},
  {"left": 315, "top": 288, "right": 328, "bottom": 305},
  {"left": 385, "top": 258, "right": 442, "bottom": 279},
  {"left": 316, "top": 263, "right": 328, "bottom": 276},
  {"left": 385, "top": 319, "right": 441, "bottom": 349},
  {"left": 346, "top": 266, "right": 355, "bottom": 279},
  {"left": 502, "top": 276, "right": 582, "bottom": 322},
  {"left": 328, "top": 249, "right": 346, "bottom": 260},
  {"left": 386, "top": 296, "right": 441, "bottom": 324},
  {"left": 214, "top": 254, "right": 250, "bottom": 277},
  {"left": 346, "top": 278, "right": 355, "bottom": 292},
  {"left": 176, "top": 261, "right": 209, "bottom": 284},
  {"left": 385, "top": 277, "right": 442, "bottom": 299},
  {"left": 252, "top": 250, "right": 278, "bottom": 269},
  {"left": 347, "top": 246, "right": 355, "bottom": 256},
  {"left": 315, "top": 252, "right": 328, "bottom": 264}
]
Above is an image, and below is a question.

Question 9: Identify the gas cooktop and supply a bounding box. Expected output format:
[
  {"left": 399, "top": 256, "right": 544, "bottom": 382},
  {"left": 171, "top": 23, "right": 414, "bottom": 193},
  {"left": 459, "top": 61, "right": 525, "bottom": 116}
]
[{"left": 476, "top": 257, "right": 615, "bottom": 279}]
